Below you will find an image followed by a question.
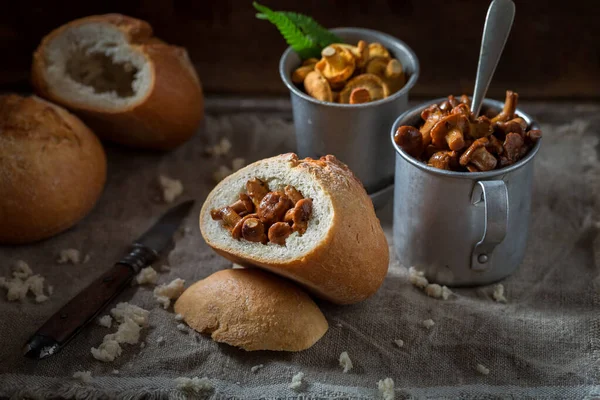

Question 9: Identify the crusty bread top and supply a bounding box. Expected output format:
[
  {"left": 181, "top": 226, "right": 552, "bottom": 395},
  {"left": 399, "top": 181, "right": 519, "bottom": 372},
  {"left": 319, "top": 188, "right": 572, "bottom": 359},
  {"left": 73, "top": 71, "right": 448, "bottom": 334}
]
[
  {"left": 174, "top": 268, "right": 329, "bottom": 351},
  {"left": 0, "top": 94, "right": 107, "bottom": 243}
]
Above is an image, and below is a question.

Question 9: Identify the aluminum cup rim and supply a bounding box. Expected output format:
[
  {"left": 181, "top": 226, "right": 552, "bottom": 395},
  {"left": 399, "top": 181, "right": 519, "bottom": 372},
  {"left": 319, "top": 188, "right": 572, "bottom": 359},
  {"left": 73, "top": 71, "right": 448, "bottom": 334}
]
[
  {"left": 279, "top": 27, "right": 420, "bottom": 109},
  {"left": 389, "top": 97, "right": 542, "bottom": 180}
]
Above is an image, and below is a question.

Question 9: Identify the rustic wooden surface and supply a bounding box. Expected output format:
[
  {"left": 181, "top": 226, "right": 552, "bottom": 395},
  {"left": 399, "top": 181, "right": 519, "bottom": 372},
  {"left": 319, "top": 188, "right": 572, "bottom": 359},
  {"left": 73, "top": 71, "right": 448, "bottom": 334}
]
[{"left": 0, "top": 0, "right": 598, "bottom": 99}]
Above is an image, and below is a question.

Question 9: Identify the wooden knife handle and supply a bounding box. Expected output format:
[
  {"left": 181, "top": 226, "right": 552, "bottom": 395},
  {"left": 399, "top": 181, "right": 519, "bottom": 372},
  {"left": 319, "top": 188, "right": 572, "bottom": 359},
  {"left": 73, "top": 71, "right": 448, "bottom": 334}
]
[{"left": 34, "top": 263, "right": 135, "bottom": 344}]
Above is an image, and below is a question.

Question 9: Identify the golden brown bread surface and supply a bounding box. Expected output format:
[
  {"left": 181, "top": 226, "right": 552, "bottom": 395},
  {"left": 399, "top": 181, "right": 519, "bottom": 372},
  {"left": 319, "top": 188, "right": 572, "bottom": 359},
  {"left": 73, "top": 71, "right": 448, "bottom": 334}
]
[
  {"left": 200, "top": 154, "right": 390, "bottom": 305},
  {"left": 174, "top": 268, "right": 329, "bottom": 351},
  {"left": 31, "top": 14, "right": 204, "bottom": 150},
  {"left": 0, "top": 95, "right": 107, "bottom": 244}
]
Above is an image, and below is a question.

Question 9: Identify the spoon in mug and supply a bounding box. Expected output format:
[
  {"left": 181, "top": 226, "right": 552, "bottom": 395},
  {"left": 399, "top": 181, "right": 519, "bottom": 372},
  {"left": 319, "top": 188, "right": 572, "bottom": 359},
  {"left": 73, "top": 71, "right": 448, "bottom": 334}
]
[{"left": 470, "top": 0, "right": 516, "bottom": 117}]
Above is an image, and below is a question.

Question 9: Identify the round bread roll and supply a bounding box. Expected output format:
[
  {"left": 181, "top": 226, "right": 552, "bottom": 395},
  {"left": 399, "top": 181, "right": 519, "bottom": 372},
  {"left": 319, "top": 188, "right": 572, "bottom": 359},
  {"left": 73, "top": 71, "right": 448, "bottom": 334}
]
[
  {"left": 174, "top": 268, "right": 328, "bottom": 351},
  {"left": 199, "top": 153, "right": 389, "bottom": 305},
  {"left": 0, "top": 94, "right": 107, "bottom": 244},
  {"left": 32, "top": 14, "right": 203, "bottom": 150}
]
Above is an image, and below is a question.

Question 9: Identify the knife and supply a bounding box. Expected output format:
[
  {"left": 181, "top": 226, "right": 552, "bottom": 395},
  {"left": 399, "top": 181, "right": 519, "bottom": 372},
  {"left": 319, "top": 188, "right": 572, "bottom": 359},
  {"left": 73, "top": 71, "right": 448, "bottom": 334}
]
[{"left": 23, "top": 200, "right": 195, "bottom": 359}]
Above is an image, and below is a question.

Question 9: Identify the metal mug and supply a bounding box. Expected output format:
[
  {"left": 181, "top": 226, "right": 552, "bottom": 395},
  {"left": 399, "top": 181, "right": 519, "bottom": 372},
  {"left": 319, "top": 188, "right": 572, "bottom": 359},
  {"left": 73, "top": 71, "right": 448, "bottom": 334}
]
[
  {"left": 279, "top": 27, "right": 419, "bottom": 198},
  {"left": 390, "top": 98, "right": 542, "bottom": 286}
]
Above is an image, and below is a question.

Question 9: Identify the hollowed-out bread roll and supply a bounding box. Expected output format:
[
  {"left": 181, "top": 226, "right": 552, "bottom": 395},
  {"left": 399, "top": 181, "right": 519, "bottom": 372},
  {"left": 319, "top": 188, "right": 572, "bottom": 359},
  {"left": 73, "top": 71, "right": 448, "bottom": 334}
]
[
  {"left": 199, "top": 153, "right": 389, "bottom": 305},
  {"left": 31, "top": 14, "right": 203, "bottom": 150},
  {"left": 174, "top": 268, "right": 328, "bottom": 351},
  {"left": 0, "top": 94, "right": 106, "bottom": 244}
]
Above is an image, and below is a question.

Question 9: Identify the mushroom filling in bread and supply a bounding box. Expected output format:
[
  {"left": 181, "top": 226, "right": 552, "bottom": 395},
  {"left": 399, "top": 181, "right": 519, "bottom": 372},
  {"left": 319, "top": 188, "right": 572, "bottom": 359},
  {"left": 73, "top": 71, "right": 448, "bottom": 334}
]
[
  {"left": 40, "top": 23, "right": 151, "bottom": 108},
  {"left": 210, "top": 178, "right": 313, "bottom": 246}
]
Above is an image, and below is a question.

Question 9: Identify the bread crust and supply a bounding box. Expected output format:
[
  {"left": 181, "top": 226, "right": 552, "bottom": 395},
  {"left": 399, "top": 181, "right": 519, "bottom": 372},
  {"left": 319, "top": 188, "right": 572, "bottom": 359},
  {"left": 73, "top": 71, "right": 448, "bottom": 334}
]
[
  {"left": 0, "top": 95, "right": 107, "bottom": 244},
  {"left": 200, "top": 154, "right": 389, "bottom": 305},
  {"left": 174, "top": 268, "right": 329, "bottom": 351},
  {"left": 31, "top": 14, "right": 204, "bottom": 150}
]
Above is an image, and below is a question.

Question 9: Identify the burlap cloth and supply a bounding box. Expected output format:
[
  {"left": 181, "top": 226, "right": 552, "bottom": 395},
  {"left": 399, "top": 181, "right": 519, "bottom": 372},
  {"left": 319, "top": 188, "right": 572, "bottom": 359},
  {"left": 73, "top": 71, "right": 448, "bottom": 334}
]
[{"left": 0, "top": 100, "right": 599, "bottom": 399}]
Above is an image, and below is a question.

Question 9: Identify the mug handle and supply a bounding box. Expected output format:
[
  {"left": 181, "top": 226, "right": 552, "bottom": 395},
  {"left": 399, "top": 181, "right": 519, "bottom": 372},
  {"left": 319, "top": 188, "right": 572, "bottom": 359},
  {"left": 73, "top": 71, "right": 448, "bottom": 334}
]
[{"left": 470, "top": 180, "right": 509, "bottom": 271}]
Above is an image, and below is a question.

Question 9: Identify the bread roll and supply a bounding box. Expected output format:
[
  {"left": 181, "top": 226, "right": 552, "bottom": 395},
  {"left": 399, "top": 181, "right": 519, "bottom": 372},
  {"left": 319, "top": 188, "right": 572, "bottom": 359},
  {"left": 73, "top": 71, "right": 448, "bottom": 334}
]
[
  {"left": 0, "top": 95, "right": 106, "bottom": 244},
  {"left": 32, "top": 14, "right": 203, "bottom": 150},
  {"left": 199, "top": 153, "right": 389, "bottom": 305},
  {"left": 174, "top": 269, "right": 328, "bottom": 351}
]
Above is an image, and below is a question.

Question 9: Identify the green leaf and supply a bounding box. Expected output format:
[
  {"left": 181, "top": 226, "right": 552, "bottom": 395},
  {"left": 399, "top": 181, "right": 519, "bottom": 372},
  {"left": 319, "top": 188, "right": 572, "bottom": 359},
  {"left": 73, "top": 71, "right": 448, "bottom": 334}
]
[
  {"left": 282, "top": 12, "right": 342, "bottom": 48},
  {"left": 253, "top": 2, "right": 339, "bottom": 59}
]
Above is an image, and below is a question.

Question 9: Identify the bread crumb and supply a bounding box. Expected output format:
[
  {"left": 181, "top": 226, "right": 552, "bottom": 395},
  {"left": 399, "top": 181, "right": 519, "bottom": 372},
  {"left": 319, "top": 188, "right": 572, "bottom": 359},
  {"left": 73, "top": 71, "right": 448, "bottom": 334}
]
[
  {"left": 394, "top": 339, "right": 404, "bottom": 348},
  {"left": 492, "top": 284, "right": 507, "bottom": 303},
  {"left": 13, "top": 260, "right": 33, "bottom": 279},
  {"left": 156, "top": 336, "right": 165, "bottom": 344},
  {"left": 336, "top": 322, "right": 343, "bottom": 328},
  {"left": 231, "top": 157, "right": 246, "bottom": 171},
  {"left": 110, "top": 302, "right": 149, "bottom": 327},
  {"left": 1, "top": 263, "right": 51, "bottom": 303},
  {"left": 175, "top": 313, "right": 184, "bottom": 321},
  {"left": 2, "top": 278, "right": 29, "bottom": 301},
  {"left": 83, "top": 254, "right": 91, "bottom": 264},
  {"left": 175, "top": 377, "right": 213, "bottom": 393},
  {"left": 213, "top": 157, "right": 247, "bottom": 183},
  {"left": 251, "top": 364, "right": 264, "bottom": 373},
  {"left": 112, "top": 370, "right": 119, "bottom": 375},
  {"left": 153, "top": 278, "right": 185, "bottom": 309},
  {"left": 97, "top": 315, "right": 113, "bottom": 328},
  {"left": 160, "top": 265, "right": 171, "bottom": 272},
  {"left": 377, "top": 378, "right": 395, "bottom": 400},
  {"left": 425, "top": 283, "right": 443, "bottom": 298},
  {"left": 35, "top": 294, "right": 49, "bottom": 303},
  {"left": 289, "top": 372, "right": 304, "bottom": 391},
  {"left": 339, "top": 351, "right": 353, "bottom": 373},
  {"left": 213, "top": 165, "right": 233, "bottom": 183},
  {"left": 441, "top": 285, "right": 453, "bottom": 300},
  {"left": 26, "top": 275, "right": 45, "bottom": 297},
  {"left": 57, "top": 249, "right": 81, "bottom": 264},
  {"left": 91, "top": 339, "right": 122, "bottom": 362},
  {"left": 140, "top": 341, "right": 146, "bottom": 348},
  {"left": 47, "top": 285, "right": 54, "bottom": 295},
  {"left": 73, "top": 371, "right": 92, "bottom": 383},
  {"left": 158, "top": 175, "right": 184, "bottom": 203},
  {"left": 408, "top": 267, "right": 429, "bottom": 289},
  {"left": 425, "top": 283, "right": 454, "bottom": 300},
  {"left": 91, "top": 303, "right": 149, "bottom": 362},
  {"left": 422, "top": 319, "right": 435, "bottom": 329},
  {"left": 176, "top": 323, "right": 188, "bottom": 332},
  {"left": 205, "top": 138, "right": 232, "bottom": 157},
  {"left": 135, "top": 267, "right": 158, "bottom": 286},
  {"left": 476, "top": 363, "right": 490, "bottom": 375}
]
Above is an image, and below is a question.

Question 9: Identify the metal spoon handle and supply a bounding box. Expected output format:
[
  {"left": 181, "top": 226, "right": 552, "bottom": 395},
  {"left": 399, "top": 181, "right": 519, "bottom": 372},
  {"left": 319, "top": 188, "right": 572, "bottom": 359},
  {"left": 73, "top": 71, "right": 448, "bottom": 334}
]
[{"left": 471, "top": 0, "right": 516, "bottom": 116}]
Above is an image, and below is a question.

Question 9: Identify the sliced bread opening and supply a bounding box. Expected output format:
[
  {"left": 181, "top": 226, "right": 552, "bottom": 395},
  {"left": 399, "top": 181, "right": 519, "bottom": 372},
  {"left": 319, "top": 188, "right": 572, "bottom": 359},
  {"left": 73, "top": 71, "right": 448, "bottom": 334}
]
[
  {"left": 41, "top": 22, "right": 152, "bottom": 110},
  {"left": 201, "top": 157, "right": 334, "bottom": 262}
]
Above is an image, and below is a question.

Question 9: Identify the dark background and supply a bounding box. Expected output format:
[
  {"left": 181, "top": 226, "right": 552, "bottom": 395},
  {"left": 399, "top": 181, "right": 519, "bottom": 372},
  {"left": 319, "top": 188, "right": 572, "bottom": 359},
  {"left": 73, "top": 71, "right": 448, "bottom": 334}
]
[{"left": 1, "top": 0, "right": 599, "bottom": 100}]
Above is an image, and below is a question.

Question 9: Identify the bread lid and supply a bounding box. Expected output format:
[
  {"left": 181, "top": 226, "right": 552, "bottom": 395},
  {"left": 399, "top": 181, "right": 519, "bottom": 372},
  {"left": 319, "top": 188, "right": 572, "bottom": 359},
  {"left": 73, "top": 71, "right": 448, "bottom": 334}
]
[{"left": 174, "top": 268, "right": 328, "bottom": 351}]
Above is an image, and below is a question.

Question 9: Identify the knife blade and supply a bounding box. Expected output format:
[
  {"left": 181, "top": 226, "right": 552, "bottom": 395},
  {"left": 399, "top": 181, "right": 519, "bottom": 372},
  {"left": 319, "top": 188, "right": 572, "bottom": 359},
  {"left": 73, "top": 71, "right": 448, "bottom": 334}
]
[{"left": 23, "top": 200, "right": 195, "bottom": 359}]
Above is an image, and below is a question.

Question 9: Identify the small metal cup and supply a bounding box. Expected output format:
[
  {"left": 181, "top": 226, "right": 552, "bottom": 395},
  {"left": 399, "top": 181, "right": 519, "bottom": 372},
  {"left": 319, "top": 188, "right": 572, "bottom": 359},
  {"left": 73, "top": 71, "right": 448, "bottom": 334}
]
[
  {"left": 279, "top": 28, "right": 419, "bottom": 199},
  {"left": 390, "top": 99, "right": 542, "bottom": 286}
]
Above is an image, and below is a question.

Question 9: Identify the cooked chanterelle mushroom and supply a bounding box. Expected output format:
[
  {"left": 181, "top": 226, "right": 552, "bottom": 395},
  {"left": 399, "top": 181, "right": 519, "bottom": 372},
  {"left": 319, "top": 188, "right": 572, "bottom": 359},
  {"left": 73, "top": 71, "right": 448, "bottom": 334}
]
[
  {"left": 393, "top": 90, "right": 542, "bottom": 172},
  {"left": 367, "top": 42, "right": 391, "bottom": 61},
  {"left": 303, "top": 71, "right": 333, "bottom": 102},
  {"left": 430, "top": 113, "right": 468, "bottom": 151},
  {"left": 293, "top": 40, "right": 406, "bottom": 104},
  {"left": 315, "top": 45, "right": 355, "bottom": 86},
  {"left": 336, "top": 40, "right": 369, "bottom": 68},
  {"left": 459, "top": 138, "right": 498, "bottom": 171},
  {"left": 292, "top": 58, "right": 319, "bottom": 84},
  {"left": 339, "top": 73, "right": 389, "bottom": 104},
  {"left": 365, "top": 58, "right": 405, "bottom": 94}
]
